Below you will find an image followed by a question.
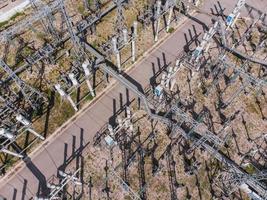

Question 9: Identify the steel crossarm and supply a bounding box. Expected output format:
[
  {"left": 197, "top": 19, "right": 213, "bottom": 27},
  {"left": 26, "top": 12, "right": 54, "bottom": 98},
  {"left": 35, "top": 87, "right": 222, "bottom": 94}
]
[
  {"left": 0, "top": 59, "right": 46, "bottom": 108},
  {"left": 0, "top": 0, "right": 62, "bottom": 42},
  {"left": 220, "top": 55, "right": 267, "bottom": 88}
]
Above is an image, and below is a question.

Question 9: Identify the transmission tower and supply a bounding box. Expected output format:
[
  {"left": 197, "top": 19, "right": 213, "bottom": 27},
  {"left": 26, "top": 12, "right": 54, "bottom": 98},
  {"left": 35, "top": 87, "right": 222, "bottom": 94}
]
[{"left": 113, "top": 0, "right": 126, "bottom": 35}]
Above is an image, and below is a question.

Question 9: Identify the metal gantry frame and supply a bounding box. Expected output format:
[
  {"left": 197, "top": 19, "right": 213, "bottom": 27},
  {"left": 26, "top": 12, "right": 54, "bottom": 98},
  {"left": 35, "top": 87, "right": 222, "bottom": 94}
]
[
  {"left": 100, "top": 49, "right": 267, "bottom": 199},
  {"left": 0, "top": 0, "right": 266, "bottom": 199},
  {"left": 113, "top": 0, "right": 126, "bottom": 35},
  {"left": 97, "top": 106, "right": 143, "bottom": 200},
  {"left": 109, "top": 165, "right": 142, "bottom": 200},
  {"left": 215, "top": 167, "right": 267, "bottom": 199},
  {"left": 225, "top": 0, "right": 246, "bottom": 29},
  {"left": 197, "top": 52, "right": 266, "bottom": 109},
  {"left": 54, "top": 59, "right": 95, "bottom": 112},
  {"left": 152, "top": 58, "right": 181, "bottom": 112},
  {"left": 137, "top": 0, "right": 183, "bottom": 41},
  {"left": 189, "top": 21, "right": 219, "bottom": 69},
  {"left": 34, "top": 168, "right": 82, "bottom": 200},
  {"left": 29, "top": 0, "right": 61, "bottom": 42},
  {"left": 3, "top": 0, "right": 115, "bottom": 83},
  {"left": 0, "top": 0, "right": 122, "bottom": 165},
  {"left": 0, "top": 94, "right": 44, "bottom": 159},
  {"left": 0, "top": 0, "right": 62, "bottom": 43},
  {"left": 0, "top": 59, "right": 47, "bottom": 109},
  {"left": 0, "top": 59, "right": 46, "bottom": 160},
  {"left": 111, "top": 20, "right": 138, "bottom": 72},
  {"left": 154, "top": 0, "right": 183, "bottom": 42},
  {"left": 0, "top": 0, "right": 90, "bottom": 161},
  {"left": 217, "top": 55, "right": 266, "bottom": 107},
  {"left": 169, "top": 102, "right": 227, "bottom": 151},
  {"left": 181, "top": 15, "right": 267, "bottom": 108}
]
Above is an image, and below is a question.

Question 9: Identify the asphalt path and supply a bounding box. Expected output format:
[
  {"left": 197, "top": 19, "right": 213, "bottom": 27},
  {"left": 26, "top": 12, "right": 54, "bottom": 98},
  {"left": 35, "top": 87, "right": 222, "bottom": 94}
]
[
  {"left": 0, "top": 0, "right": 266, "bottom": 199},
  {"left": 0, "top": 0, "right": 30, "bottom": 22}
]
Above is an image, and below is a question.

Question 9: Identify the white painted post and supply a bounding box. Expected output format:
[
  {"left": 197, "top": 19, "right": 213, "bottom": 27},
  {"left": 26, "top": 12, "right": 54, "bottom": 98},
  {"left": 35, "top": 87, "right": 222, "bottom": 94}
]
[
  {"left": 129, "top": 123, "right": 134, "bottom": 133},
  {"left": 132, "top": 21, "right": 138, "bottom": 62},
  {"left": 123, "top": 29, "right": 128, "bottom": 44},
  {"left": 166, "top": 6, "right": 174, "bottom": 32},
  {"left": 133, "top": 20, "right": 138, "bottom": 37},
  {"left": 16, "top": 114, "right": 31, "bottom": 126},
  {"left": 170, "top": 79, "right": 176, "bottom": 91},
  {"left": 174, "top": 59, "right": 180, "bottom": 72},
  {"left": 55, "top": 84, "right": 78, "bottom": 111},
  {"left": 155, "top": 0, "right": 162, "bottom": 42},
  {"left": 112, "top": 37, "right": 121, "bottom": 72},
  {"left": 166, "top": 66, "right": 173, "bottom": 88},
  {"left": 16, "top": 114, "right": 45, "bottom": 140},
  {"left": 65, "top": 95, "right": 78, "bottom": 111},
  {"left": 0, "top": 128, "right": 14, "bottom": 139},
  {"left": 1, "top": 148, "right": 23, "bottom": 158},
  {"left": 108, "top": 124, "right": 115, "bottom": 136},
  {"left": 131, "top": 40, "right": 136, "bottom": 63},
  {"left": 230, "top": 12, "right": 240, "bottom": 28},
  {"left": 82, "top": 60, "right": 95, "bottom": 97},
  {"left": 68, "top": 73, "right": 79, "bottom": 86},
  {"left": 85, "top": 79, "right": 95, "bottom": 97},
  {"left": 117, "top": 117, "right": 123, "bottom": 127},
  {"left": 126, "top": 107, "right": 131, "bottom": 120},
  {"left": 160, "top": 73, "right": 166, "bottom": 86},
  {"left": 27, "top": 128, "right": 45, "bottom": 140}
]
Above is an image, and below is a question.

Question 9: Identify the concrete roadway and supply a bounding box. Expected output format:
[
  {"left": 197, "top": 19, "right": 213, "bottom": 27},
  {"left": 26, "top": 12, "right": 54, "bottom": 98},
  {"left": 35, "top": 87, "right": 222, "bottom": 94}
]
[
  {"left": 0, "top": 0, "right": 30, "bottom": 22},
  {"left": 0, "top": 0, "right": 266, "bottom": 199}
]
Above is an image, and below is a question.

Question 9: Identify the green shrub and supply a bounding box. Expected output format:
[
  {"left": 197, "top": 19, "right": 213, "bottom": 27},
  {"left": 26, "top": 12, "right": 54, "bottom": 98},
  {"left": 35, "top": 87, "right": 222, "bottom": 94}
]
[
  {"left": 0, "top": 21, "right": 8, "bottom": 28},
  {"left": 168, "top": 27, "right": 175, "bottom": 33},
  {"left": 10, "top": 12, "right": 24, "bottom": 21}
]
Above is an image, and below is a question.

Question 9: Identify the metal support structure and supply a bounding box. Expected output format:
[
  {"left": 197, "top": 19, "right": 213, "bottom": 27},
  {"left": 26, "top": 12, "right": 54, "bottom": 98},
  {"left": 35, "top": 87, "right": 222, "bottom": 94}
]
[
  {"left": 216, "top": 169, "right": 267, "bottom": 198},
  {"left": 219, "top": 55, "right": 267, "bottom": 107},
  {"left": 190, "top": 21, "right": 219, "bottom": 67},
  {"left": 0, "top": 111, "right": 44, "bottom": 159},
  {"left": 112, "top": 37, "right": 122, "bottom": 72},
  {"left": 0, "top": 0, "right": 266, "bottom": 199},
  {"left": 59, "top": 0, "right": 86, "bottom": 60},
  {"left": 113, "top": 0, "right": 126, "bottom": 36},
  {"left": 30, "top": 0, "right": 60, "bottom": 42},
  {"left": 54, "top": 57, "right": 96, "bottom": 112},
  {"left": 154, "top": 0, "right": 162, "bottom": 42},
  {"left": 55, "top": 84, "right": 78, "bottom": 111},
  {"left": 226, "top": 0, "right": 246, "bottom": 28},
  {"left": 0, "top": 59, "right": 46, "bottom": 109},
  {"left": 154, "top": 59, "right": 181, "bottom": 101},
  {"left": 101, "top": 58, "right": 267, "bottom": 199},
  {"left": 109, "top": 166, "right": 141, "bottom": 200},
  {"left": 170, "top": 103, "right": 226, "bottom": 150},
  {"left": 131, "top": 21, "right": 138, "bottom": 62},
  {"left": 0, "top": 0, "right": 62, "bottom": 42},
  {"left": 16, "top": 114, "right": 44, "bottom": 140},
  {"left": 35, "top": 168, "right": 81, "bottom": 200},
  {"left": 166, "top": 0, "right": 176, "bottom": 32},
  {"left": 82, "top": 60, "right": 95, "bottom": 97}
]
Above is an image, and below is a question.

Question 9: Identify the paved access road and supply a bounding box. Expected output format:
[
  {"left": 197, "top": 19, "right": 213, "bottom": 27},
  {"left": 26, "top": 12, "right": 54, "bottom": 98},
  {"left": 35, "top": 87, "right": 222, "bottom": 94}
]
[
  {"left": 0, "top": 0, "right": 30, "bottom": 22},
  {"left": 0, "top": 0, "right": 266, "bottom": 199}
]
